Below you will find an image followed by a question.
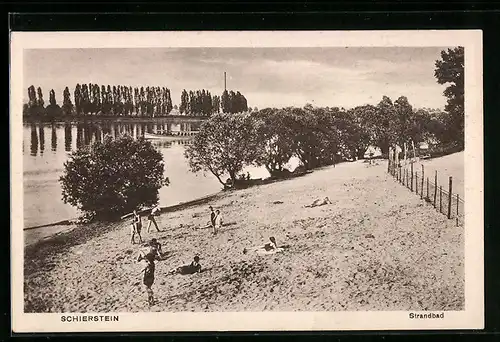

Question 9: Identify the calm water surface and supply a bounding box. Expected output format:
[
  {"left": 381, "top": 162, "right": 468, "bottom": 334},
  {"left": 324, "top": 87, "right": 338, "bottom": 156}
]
[{"left": 23, "top": 120, "right": 280, "bottom": 228}]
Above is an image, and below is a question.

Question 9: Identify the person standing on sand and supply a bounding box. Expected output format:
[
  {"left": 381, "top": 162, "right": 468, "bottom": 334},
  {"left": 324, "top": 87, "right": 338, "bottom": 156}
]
[
  {"left": 138, "top": 253, "right": 156, "bottom": 305},
  {"left": 214, "top": 209, "right": 223, "bottom": 235},
  {"left": 147, "top": 205, "right": 161, "bottom": 233},
  {"left": 209, "top": 206, "right": 216, "bottom": 233},
  {"left": 130, "top": 210, "right": 143, "bottom": 244}
]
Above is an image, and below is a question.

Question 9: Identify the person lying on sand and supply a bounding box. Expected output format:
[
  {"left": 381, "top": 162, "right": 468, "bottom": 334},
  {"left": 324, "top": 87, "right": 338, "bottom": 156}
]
[
  {"left": 137, "top": 253, "right": 156, "bottom": 306},
  {"left": 167, "top": 256, "right": 202, "bottom": 275},
  {"left": 243, "top": 237, "right": 284, "bottom": 255},
  {"left": 137, "top": 238, "right": 163, "bottom": 262},
  {"left": 305, "top": 197, "right": 332, "bottom": 208}
]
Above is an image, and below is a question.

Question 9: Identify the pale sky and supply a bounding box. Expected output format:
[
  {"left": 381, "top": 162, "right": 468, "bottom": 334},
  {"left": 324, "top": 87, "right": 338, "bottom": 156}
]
[{"left": 23, "top": 47, "right": 451, "bottom": 110}]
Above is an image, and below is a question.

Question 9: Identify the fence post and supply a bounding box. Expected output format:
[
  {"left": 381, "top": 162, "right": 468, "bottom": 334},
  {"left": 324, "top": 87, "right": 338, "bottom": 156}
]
[
  {"left": 415, "top": 172, "right": 418, "bottom": 195},
  {"left": 426, "top": 177, "right": 429, "bottom": 200},
  {"left": 439, "top": 185, "right": 442, "bottom": 213},
  {"left": 421, "top": 165, "right": 424, "bottom": 200},
  {"left": 456, "top": 194, "right": 460, "bottom": 226},
  {"left": 448, "top": 176, "right": 453, "bottom": 219},
  {"left": 410, "top": 162, "right": 414, "bottom": 192},
  {"left": 434, "top": 170, "right": 438, "bottom": 208}
]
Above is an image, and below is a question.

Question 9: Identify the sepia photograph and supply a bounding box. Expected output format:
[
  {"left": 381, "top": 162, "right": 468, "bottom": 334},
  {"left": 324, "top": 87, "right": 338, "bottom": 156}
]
[{"left": 10, "top": 30, "right": 483, "bottom": 332}]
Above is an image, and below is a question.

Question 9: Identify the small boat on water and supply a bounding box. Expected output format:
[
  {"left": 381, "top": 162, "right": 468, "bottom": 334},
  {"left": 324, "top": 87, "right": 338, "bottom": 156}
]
[{"left": 144, "top": 132, "right": 196, "bottom": 140}]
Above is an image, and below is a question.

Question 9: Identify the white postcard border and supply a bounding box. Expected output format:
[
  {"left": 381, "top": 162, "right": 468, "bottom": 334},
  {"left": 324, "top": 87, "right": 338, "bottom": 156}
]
[{"left": 10, "top": 30, "right": 484, "bottom": 332}]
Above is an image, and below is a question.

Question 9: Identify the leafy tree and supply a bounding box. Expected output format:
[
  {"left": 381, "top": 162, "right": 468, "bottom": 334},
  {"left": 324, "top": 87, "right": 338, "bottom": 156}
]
[
  {"left": 394, "top": 96, "right": 416, "bottom": 146},
  {"left": 184, "top": 112, "right": 261, "bottom": 188},
  {"left": 60, "top": 134, "right": 169, "bottom": 221},
  {"left": 347, "top": 105, "right": 376, "bottom": 159},
  {"left": 253, "top": 108, "right": 296, "bottom": 177},
  {"left": 434, "top": 46, "right": 464, "bottom": 147},
  {"left": 373, "top": 96, "right": 397, "bottom": 154}
]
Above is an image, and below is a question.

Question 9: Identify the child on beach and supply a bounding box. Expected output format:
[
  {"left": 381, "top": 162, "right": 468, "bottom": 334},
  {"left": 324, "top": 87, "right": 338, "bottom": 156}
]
[
  {"left": 167, "top": 256, "right": 202, "bottom": 275},
  {"left": 147, "top": 205, "right": 161, "bottom": 233},
  {"left": 213, "top": 210, "right": 223, "bottom": 235},
  {"left": 243, "top": 236, "right": 284, "bottom": 255},
  {"left": 130, "top": 210, "right": 143, "bottom": 244},
  {"left": 137, "top": 238, "right": 163, "bottom": 262},
  {"left": 138, "top": 253, "right": 156, "bottom": 305},
  {"left": 209, "top": 206, "right": 216, "bottom": 233}
]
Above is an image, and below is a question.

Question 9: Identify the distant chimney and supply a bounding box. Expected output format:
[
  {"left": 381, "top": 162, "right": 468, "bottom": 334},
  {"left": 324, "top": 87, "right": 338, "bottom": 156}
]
[{"left": 224, "top": 72, "right": 227, "bottom": 91}]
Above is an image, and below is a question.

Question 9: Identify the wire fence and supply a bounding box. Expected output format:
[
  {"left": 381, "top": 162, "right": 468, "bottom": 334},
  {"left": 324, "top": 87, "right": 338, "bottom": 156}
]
[{"left": 388, "top": 159, "right": 464, "bottom": 226}]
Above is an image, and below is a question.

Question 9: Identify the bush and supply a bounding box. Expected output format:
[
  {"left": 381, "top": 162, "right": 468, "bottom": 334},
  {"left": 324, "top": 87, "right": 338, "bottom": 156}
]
[
  {"left": 427, "top": 141, "right": 463, "bottom": 159},
  {"left": 59, "top": 133, "right": 169, "bottom": 221}
]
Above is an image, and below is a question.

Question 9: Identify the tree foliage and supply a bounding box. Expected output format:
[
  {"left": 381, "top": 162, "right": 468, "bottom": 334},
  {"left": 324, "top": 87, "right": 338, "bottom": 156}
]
[
  {"left": 434, "top": 46, "right": 464, "bottom": 147},
  {"left": 252, "top": 108, "right": 296, "bottom": 176},
  {"left": 184, "top": 113, "right": 261, "bottom": 188},
  {"left": 59, "top": 134, "right": 169, "bottom": 221}
]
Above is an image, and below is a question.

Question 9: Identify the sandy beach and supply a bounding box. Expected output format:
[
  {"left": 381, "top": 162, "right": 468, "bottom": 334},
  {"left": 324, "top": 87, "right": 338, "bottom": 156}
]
[{"left": 24, "top": 158, "right": 464, "bottom": 313}]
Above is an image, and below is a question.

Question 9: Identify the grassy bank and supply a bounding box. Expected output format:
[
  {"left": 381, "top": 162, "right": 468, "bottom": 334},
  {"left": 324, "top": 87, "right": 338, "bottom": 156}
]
[{"left": 24, "top": 159, "right": 464, "bottom": 313}]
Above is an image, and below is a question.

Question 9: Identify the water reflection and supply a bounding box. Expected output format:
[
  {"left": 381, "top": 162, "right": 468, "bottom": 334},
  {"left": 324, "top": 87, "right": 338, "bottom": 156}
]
[
  {"left": 39, "top": 125, "right": 45, "bottom": 155},
  {"left": 64, "top": 123, "right": 72, "bottom": 152},
  {"left": 27, "top": 120, "right": 200, "bottom": 155},
  {"left": 51, "top": 124, "right": 57, "bottom": 152},
  {"left": 30, "top": 124, "right": 38, "bottom": 156}
]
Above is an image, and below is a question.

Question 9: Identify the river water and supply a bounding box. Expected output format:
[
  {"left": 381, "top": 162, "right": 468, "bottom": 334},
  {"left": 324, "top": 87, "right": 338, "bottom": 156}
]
[{"left": 23, "top": 120, "right": 287, "bottom": 228}]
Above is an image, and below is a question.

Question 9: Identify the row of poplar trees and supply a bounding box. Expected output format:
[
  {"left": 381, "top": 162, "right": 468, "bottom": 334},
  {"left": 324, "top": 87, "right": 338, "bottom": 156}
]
[
  {"left": 72, "top": 84, "right": 174, "bottom": 117},
  {"left": 179, "top": 89, "right": 248, "bottom": 116},
  {"left": 25, "top": 84, "right": 174, "bottom": 118},
  {"left": 25, "top": 85, "right": 249, "bottom": 118}
]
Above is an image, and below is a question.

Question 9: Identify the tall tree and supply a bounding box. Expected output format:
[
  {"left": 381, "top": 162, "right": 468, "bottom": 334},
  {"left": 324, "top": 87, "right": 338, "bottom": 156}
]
[
  {"left": 46, "top": 89, "right": 62, "bottom": 118},
  {"left": 221, "top": 90, "right": 230, "bottom": 113},
  {"left": 74, "top": 84, "right": 82, "bottom": 116},
  {"left": 179, "top": 89, "right": 188, "bottom": 114},
  {"left": 36, "top": 87, "right": 45, "bottom": 108},
  {"left": 434, "top": 46, "right": 464, "bottom": 147},
  {"left": 62, "top": 86, "right": 73, "bottom": 116},
  {"left": 165, "top": 88, "right": 173, "bottom": 114}
]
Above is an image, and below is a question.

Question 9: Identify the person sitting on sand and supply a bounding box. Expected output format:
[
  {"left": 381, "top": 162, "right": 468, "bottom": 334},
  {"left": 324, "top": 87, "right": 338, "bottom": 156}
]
[
  {"left": 130, "top": 210, "right": 143, "bottom": 244},
  {"left": 167, "top": 256, "right": 202, "bottom": 275},
  {"left": 305, "top": 197, "right": 332, "bottom": 208},
  {"left": 137, "top": 238, "right": 163, "bottom": 262},
  {"left": 138, "top": 253, "right": 156, "bottom": 306},
  {"left": 147, "top": 205, "right": 161, "bottom": 233}
]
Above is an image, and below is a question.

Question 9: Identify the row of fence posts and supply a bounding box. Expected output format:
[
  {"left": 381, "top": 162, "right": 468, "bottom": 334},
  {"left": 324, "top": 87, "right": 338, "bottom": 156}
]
[{"left": 388, "top": 159, "right": 462, "bottom": 226}]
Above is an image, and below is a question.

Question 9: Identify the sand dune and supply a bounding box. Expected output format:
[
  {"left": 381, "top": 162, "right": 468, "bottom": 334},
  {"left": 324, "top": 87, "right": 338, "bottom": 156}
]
[{"left": 24, "top": 159, "right": 464, "bottom": 313}]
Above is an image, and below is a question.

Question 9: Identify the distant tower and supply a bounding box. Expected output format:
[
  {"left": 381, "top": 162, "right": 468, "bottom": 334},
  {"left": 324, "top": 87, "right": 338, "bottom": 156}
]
[{"left": 224, "top": 72, "right": 227, "bottom": 91}]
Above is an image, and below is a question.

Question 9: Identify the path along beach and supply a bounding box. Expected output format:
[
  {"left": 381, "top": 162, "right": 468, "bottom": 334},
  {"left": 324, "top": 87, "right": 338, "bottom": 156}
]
[{"left": 24, "top": 157, "right": 464, "bottom": 313}]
